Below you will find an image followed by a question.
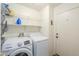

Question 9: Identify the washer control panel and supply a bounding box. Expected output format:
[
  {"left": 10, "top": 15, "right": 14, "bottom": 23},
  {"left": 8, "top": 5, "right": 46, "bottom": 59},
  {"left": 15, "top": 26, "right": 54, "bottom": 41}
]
[
  {"left": 17, "top": 42, "right": 23, "bottom": 47},
  {"left": 17, "top": 40, "right": 30, "bottom": 47},
  {"left": 24, "top": 40, "right": 30, "bottom": 45}
]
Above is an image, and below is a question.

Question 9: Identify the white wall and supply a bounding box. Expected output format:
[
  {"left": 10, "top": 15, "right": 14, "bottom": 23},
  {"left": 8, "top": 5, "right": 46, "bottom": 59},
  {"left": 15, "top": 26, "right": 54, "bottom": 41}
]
[
  {"left": 40, "top": 5, "right": 54, "bottom": 55},
  {"left": 5, "top": 3, "right": 41, "bottom": 34},
  {"left": 40, "top": 5, "right": 50, "bottom": 37},
  {"left": 40, "top": 5, "right": 50, "bottom": 55},
  {"left": 6, "top": 3, "right": 41, "bottom": 26}
]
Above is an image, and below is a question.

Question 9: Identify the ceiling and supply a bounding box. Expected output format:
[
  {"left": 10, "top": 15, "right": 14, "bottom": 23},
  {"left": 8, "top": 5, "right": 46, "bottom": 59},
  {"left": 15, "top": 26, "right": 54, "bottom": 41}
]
[{"left": 20, "top": 3, "right": 60, "bottom": 11}]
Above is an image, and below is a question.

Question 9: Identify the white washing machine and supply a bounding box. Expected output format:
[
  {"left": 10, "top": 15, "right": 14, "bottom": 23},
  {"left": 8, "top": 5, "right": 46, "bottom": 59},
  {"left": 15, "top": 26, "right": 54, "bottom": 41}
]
[
  {"left": 30, "top": 32, "right": 49, "bottom": 56},
  {"left": 2, "top": 37, "right": 33, "bottom": 56}
]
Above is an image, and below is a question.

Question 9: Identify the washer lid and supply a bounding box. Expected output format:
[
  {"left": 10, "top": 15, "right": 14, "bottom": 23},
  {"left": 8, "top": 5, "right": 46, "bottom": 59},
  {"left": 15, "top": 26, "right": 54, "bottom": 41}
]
[
  {"left": 30, "top": 32, "right": 48, "bottom": 42},
  {"left": 9, "top": 48, "right": 32, "bottom": 56}
]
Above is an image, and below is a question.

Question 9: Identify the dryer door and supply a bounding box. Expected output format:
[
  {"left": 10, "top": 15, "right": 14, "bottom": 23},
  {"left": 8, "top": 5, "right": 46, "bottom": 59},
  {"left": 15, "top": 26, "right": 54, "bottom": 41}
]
[{"left": 9, "top": 48, "right": 32, "bottom": 56}]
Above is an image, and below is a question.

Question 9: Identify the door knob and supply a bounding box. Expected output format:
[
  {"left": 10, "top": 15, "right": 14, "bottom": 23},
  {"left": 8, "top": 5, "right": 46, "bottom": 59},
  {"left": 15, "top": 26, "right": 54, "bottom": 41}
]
[
  {"left": 56, "top": 33, "right": 58, "bottom": 35},
  {"left": 56, "top": 36, "right": 58, "bottom": 38}
]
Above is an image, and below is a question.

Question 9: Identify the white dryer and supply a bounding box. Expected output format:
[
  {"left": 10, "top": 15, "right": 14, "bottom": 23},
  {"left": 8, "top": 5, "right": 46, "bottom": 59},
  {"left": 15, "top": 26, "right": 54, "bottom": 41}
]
[
  {"left": 30, "top": 32, "right": 49, "bottom": 56},
  {"left": 2, "top": 37, "right": 33, "bottom": 56}
]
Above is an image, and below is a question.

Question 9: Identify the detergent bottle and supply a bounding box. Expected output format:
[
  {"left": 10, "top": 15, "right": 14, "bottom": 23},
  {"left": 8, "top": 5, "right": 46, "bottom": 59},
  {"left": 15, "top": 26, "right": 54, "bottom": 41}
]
[{"left": 16, "top": 18, "right": 22, "bottom": 25}]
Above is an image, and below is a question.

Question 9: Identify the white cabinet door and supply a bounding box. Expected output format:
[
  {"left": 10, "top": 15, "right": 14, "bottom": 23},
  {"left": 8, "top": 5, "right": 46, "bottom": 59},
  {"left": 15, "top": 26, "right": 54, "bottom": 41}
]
[{"left": 54, "top": 8, "right": 79, "bottom": 56}]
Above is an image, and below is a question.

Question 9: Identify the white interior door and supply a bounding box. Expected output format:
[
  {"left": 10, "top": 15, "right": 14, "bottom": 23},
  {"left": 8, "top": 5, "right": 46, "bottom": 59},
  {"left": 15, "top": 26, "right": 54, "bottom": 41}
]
[{"left": 54, "top": 7, "right": 79, "bottom": 56}]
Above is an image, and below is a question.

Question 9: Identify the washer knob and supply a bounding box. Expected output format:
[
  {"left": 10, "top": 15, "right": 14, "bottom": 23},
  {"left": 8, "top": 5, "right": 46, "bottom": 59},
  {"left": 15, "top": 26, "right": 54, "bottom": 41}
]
[{"left": 17, "top": 42, "right": 22, "bottom": 47}]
